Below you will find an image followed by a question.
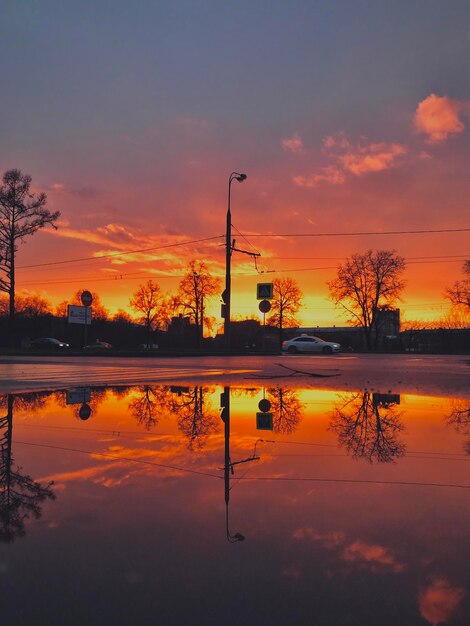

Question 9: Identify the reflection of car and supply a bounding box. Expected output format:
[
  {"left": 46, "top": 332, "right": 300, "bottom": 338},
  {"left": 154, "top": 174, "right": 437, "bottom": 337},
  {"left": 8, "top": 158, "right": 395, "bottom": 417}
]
[
  {"left": 282, "top": 335, "right": 341, "bottom": 354},
  {"left": 84, "top": 340, "right": 112, "bottom": 350},
  {"left": 30, "top": 337, "right": 70, "bottom": 349}
]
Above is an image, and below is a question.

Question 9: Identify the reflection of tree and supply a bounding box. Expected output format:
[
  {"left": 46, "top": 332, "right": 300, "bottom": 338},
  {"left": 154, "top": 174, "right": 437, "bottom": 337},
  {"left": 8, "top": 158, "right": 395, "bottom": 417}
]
[
  {"left": 0, "top": 395, "right": 55, "bottom": 542},
  {"left": 446, "top": 400, "right": 470, "bottom": 455},
  {"left": 0, "top": 390, "right": 52, "bottom": 413},
  {"left": 128, "top": 386, "right": 171, "bottom": 430},
  {"left": 329, "top": 392, "right": 405, "bottom": 463},
  {"left": 170, "top": 387, "right": 220, "bottom": 451},
  {"left": 267, "top": 387, "right": 303, "bottom": 434}
]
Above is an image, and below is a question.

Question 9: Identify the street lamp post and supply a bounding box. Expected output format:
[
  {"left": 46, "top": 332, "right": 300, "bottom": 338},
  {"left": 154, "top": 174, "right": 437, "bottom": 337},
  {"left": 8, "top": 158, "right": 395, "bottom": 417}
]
[{"left": 224, "top": 172, "right": 247, "bottom": 351}]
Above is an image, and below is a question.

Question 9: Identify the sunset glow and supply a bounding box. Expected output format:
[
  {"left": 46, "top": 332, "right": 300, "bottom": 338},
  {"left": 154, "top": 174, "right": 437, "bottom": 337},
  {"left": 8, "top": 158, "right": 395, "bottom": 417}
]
[{"left": 1, "top": 2, "right": 468, "bottom": 328}]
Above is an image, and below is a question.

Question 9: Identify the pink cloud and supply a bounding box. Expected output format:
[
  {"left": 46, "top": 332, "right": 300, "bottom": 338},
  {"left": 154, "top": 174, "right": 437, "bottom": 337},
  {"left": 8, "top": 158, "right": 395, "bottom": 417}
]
[
  {"left": 282, "top": 133, "right": 304, "bottom": 154},
  {"left": 414, "top": 93, "right": 470, "bottom": 143},
  {"left": 338, "top": 142, "right": 407, "bottom": 175},
  {"left": 293, "top": 527, "right": 345, "bottom": 548},
  {"left": 342, "top": 540, "right": 406, "bottom": 573},
  {"left": 293, "top": 166, "right": 346, "bottom": 188},
  {"left": 419, "top": 578, "right": 465, "bottom": 625},
  {"left": 294, "top": 134, "right": 406, "bottom": 188}
]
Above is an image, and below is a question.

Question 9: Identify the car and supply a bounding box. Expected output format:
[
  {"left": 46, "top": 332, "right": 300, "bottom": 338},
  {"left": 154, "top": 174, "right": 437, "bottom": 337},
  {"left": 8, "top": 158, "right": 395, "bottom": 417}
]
[
  {"left": 30, "top": 337, "right": 70, "bottom": 349},
  {"left": 84, "top": 340, "right": 113, "bottom": 350},
  {"left": 282, "top": 335, "right": 341, "bottom": 355}
]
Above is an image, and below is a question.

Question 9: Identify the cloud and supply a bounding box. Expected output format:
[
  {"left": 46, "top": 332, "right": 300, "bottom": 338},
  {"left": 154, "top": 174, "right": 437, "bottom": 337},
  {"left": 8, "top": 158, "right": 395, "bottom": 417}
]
[
  {"left": 414, "top": 94, "right": 470, "bottom": 143},
  {"left": 282, "top": 133, "right": 304, "bottom": 154},
  {"left": 293, "top": 527, "right": 405, "bottom": 574},
  {"left": 419, "top": 578, "right": 465, "bottom": 625},
  {"left": 338, "top": 142, "right": 407, "bottom": 175},
  {"left": 294, "top": 166, "right": 346, "bottom": 188},
  {"left": 293, "top": 527, "right": 345, "bottom": 548},
  {"left": 294, "top": 133, "right": 406, "bottom": 188},
  {"left": 48, "top": 182, "right": 101, "bottom": 198},
  {"left": 342, "top": 540, "right": 406, "bottom": 573}
]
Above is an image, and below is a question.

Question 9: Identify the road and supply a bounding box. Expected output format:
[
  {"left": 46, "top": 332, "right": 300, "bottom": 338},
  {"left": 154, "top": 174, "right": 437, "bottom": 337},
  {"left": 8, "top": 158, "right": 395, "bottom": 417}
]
[{"left": 0, "top": 353, "right": 468, "bottom": 397}]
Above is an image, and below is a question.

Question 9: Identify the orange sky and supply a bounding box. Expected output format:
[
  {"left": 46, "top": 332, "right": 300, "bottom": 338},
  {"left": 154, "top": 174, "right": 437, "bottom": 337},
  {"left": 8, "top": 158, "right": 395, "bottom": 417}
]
[
  {"left": 2, "top": 4, "right": 469, "bottom": 328},
  {"left": 14, "top": 91, "right": 470, "bottom": 329}
]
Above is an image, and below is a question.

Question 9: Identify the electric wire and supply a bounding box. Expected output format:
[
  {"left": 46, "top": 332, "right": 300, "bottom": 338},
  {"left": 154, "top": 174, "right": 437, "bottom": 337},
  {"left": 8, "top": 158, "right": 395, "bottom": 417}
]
[
  {"left": 17, "top": 235, "right": 225, "bottom": 269},
  {"left": 241, "top": 227, "right": 470, "bottom": 238},
  {"left": 15, "top": 440, "right": 470, "bottom": 490}
]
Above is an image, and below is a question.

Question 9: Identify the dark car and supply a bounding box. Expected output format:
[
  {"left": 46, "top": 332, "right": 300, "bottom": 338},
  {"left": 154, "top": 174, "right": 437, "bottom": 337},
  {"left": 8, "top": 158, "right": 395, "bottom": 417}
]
[{"left": 30, "top": 337, "right": 70, "bottom": 349}]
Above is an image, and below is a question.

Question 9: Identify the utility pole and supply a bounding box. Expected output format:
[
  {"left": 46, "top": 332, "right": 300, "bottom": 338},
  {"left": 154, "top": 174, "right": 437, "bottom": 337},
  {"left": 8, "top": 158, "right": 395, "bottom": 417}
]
[{"left": 224, "top": 172, "right": 246, "bottom": 352}]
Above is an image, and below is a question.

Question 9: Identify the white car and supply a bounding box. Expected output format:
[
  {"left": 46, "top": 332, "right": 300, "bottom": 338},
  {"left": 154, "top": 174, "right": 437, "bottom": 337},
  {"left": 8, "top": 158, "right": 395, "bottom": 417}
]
[{"left": 282, "top": 335, "right": 341, "bottom": 355}]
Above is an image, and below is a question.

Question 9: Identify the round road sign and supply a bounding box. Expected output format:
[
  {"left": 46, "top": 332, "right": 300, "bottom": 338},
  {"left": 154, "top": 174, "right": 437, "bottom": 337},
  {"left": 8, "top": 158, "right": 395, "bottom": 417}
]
[
  {"left": 81, "top": 290, "right": 93, "bottom": 307},
  {"left": 78, "top": 403, "right": 92, "bottom": 421},
  {"left": 259, "top": 299, "right": 271, "bottom": 314},
  {"left": 258, "top": 398, "right": 271, "bottom": 413}
]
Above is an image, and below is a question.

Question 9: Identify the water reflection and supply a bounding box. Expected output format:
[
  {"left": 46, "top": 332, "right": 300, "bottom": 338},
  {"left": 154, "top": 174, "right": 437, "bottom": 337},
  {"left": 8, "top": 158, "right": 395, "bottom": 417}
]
[
  {"left": 0, "top": 384, "right": 468, "bottom": 625},
  {"left": 0, "top": 394, "right": 55, "bottom": 542},
  {"left": 267, "top": 387, "right": 303, "bottom": 434},
  {"left": 447, "top": 400, "right": 470, "bottom": 455},
  {"left": 329, "top": 391, "right": 405, "bottom": 463}
]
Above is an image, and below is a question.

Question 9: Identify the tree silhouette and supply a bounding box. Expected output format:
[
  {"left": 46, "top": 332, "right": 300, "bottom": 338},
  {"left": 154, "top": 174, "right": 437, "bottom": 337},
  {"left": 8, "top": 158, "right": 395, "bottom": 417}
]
[
  {"left": 267, "top": 387, "right": 303, "bottom": 434},
  {"left": 0, "top": 395, "right": 55, "bottom": 542},
  {"left": 170, "top": 387, "right": 220, "bottom": 450},
  {"left": 329, "top": 392, "right": 405, "bottom": 463},
  {"left": 128, "top": 385, "right": 171, "bottom": 430},
  {"left": 446, "top": 260, "right": 470, "bottom": 309},
  {"left": 267, "top": 277, "right": 303, "bottom": 349},
  {"left": 177, "top": 261, "right": 220, "bottom": 347},
  {"left": 0, "top": 168, "right": 60, "bottom": 331},
  {"left": 446, "top": 400, "right": 470, "bottom": 455},
  {"left": 328, "top": 250, "right": 405, "bottom": 350},
  {"left": 130, "top": 280, "right": 166, "bottom": 345}
]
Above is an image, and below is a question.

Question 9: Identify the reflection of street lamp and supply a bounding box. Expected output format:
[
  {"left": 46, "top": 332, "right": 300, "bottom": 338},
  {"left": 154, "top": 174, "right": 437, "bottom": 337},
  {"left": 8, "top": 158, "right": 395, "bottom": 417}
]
[{"left": 224, "top": 172, "right": 247, "bottom": 351}]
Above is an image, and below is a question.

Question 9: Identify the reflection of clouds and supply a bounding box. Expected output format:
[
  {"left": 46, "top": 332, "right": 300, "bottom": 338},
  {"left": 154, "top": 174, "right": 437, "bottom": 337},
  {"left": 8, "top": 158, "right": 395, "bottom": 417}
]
[
  {"left": 342, "top": 540, "right": 405, "bottom": 573},
  {"left": 293, "top": 527, "right": 345, "bottom": 549},
  {"left": 293, "top": 526, "right": 405, "bottom": 574},
  {"left": 419, "top": 578, "right": 465, "bottom": 626},
  {"left": 41, "top": 440, "right": 215, "bottom": 488}
]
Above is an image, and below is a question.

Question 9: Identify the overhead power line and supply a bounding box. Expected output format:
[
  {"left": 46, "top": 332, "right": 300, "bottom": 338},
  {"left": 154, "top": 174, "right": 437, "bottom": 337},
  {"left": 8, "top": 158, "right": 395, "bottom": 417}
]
[
  {"left": 242, "top": 227, "right": 470, "bottom": 238},
  {"left": 17, "top": 235, "right": 224, "bottom": 270}
]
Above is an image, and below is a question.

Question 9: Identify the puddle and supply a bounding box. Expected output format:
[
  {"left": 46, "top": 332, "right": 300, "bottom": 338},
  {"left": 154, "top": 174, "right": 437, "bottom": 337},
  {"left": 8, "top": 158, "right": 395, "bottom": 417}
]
[{"left": 0, "top": 384, "right": 469, "bottom": 625}]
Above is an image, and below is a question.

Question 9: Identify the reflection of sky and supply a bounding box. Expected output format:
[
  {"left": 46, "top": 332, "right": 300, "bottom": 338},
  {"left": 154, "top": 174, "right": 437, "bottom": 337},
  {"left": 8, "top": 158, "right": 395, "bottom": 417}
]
[
  {"left": 1, "top": 385, "right": 469, "bottom": 624},
  {"left": 1, "top": 2, "right": 469, "bottom": 323}
]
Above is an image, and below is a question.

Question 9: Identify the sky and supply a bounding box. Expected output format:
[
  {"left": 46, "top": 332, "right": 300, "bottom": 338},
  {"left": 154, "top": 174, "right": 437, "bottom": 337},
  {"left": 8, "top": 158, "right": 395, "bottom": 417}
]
[{"left": 1, "top": 0, "right": 469, "bottom": 327}]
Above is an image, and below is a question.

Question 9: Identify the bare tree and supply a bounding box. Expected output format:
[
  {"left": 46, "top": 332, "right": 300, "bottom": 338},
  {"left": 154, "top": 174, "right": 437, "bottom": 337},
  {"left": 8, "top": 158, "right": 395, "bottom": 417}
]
[
  {"left": 0, "top": 394, "right": 55, "bottom": 542},
  {"left": 1, "top": 293, "right": 52, "bottom": 318},
  {"left": 128, "top": 385, "right": 171, "bottom": 430},
  {"left": 267, "top": 387, "right": 303, "bottom": 434},
  {"left": 177, "top": 261, "right": 220, "bottom": 347},
  {"left": 130, "top": 280, "right": 165, "bottom": 345},
  {"left": 267, "top": 277, "right": 303, "bottom": 349},
  {"left": 446, "top": 399, "right": 470, "bottom": 455},
  {"left": 446, "top": 260, "right": 470, "bottom": 309},
  {"left": 329, "top": 392, "right": 405, "bottom": 463},
  {"left": 0, "top": 169, "right": 59, "bottom": 330},
  {"left": 328, "top": 249, "right": 405, "bottom": 350},
  {"left": 170, "top": 386, "right": 220, "bottom": 451}
]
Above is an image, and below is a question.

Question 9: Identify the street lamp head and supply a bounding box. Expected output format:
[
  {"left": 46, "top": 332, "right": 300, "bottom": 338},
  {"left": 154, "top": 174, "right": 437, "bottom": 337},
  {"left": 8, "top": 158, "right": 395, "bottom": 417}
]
[{"left": 236, "top": 173, "right": 247, "bottom": 182}]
